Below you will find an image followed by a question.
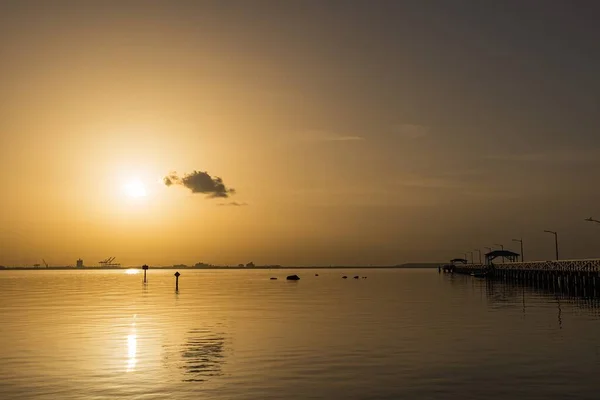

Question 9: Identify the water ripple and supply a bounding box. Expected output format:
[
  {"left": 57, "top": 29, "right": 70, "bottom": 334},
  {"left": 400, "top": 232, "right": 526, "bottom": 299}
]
[{"left": 1, "top": 269, "right": 599, "bottom": 399}]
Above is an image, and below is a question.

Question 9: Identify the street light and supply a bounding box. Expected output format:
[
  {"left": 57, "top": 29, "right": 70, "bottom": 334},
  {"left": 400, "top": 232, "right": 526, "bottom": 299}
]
[
  {"left": 494, "top": 243, "right": 504, "bottom": 263},
  {"left": 483, "top": 247, "right": 492, "bottom": 264},
  {"left": 467, "top": 251, "right": 474, "bottom": 264},
  {"left": 474, "top": 249, "right": 482, "bottom": 264},
  {"left": 543, "top": 230, "right": 559, "bottom": 260},
  {"left": 512, "top": 238, "right": 524, "bottom": 262}
]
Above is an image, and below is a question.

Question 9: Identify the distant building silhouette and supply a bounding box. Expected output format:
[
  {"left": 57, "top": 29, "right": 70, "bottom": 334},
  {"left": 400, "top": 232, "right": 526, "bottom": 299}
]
[
  {"left": 246, "top": 262, "right": 255, "bottom": 268},
  {"left": 76, "top": 259, "right": 84, "bottom": 268}
]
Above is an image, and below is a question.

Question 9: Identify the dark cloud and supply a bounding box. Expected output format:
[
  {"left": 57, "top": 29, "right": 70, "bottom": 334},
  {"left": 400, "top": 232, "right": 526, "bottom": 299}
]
[
  {"left": 217, "top": 202, "right": 248, "bottom": 206},
  {"left": 164, "top": 170, "right": 235, "bottom": 198},
  {"left": 163, "top": 172, "right": 179, "bottom": 187}
]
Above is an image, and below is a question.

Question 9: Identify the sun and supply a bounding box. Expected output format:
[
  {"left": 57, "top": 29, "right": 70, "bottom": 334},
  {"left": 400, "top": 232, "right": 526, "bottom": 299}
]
[{"left": 123, "top": 179, "right": 147, "bottom": 198}]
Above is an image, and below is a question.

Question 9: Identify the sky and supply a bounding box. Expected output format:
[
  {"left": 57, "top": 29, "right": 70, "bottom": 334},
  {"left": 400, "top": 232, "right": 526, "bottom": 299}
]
[{"left": 0, "top": 1, "right": 599, "bottom": 266}]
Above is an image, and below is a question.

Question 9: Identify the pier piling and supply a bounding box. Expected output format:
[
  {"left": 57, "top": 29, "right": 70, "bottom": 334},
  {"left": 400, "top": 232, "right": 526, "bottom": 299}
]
[{"left": 445, "top": 258, "right": 600, "bottom": 298}]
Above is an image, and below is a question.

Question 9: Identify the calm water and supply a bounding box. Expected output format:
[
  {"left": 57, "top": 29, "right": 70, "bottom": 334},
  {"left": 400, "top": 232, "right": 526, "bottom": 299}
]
[{"left": 0, "top": 268, "right": 599, "bottom": 399}]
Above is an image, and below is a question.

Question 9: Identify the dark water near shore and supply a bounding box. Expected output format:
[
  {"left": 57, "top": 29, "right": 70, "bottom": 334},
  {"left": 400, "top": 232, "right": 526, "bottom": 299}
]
[{"left": 0, "top": 269, "right": 599, "bottom": 399}]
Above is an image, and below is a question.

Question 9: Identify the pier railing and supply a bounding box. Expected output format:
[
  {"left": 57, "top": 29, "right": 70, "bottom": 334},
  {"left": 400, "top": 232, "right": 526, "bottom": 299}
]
[
  {"left": 493, "top": 259, "right": 600, "bottom": 272},
  {"left": 445, "top": 259, "right": 600, "bottom": 298},
  {"left": 447, "top": 259, "right": 600, "bottom": 273}
]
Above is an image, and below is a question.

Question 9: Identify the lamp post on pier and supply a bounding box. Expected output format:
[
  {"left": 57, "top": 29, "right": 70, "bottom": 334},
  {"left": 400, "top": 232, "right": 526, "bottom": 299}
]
[
  {"left": 483, "top": 247, "right": 492, "bottom": 264},
  {"left": 467, "top": 251, "right": 473, "bottom": 264},
  {"left": 512, "top": 238, "right": 524, "bottom": 262},
  {"left": 543, "top": 230, "right": 559, "bottom": 261},
  {"left": 474, "top": 249, "right": 482, "bottom": 264},
  {"left": 494, "top": 243, "right": 504, "bottom": 263}
]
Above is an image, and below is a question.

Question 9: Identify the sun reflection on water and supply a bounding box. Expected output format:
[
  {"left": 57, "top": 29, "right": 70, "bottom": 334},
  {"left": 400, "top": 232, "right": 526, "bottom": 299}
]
[
  {"left": 126, "top": 315, "right": 137, "bottom": 372},
  {"left": 127, "top": 334, "right": 137, "bottom": 371},
  {"left": 125, "top": 269, "right": 139, "bottom": 275}
]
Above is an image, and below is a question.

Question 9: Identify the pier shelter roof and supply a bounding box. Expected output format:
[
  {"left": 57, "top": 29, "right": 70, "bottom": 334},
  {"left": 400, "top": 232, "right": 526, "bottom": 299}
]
[
  {"left": 450, "top": 258, "right": 468, "bottom": 264},
  {"left": 485, "top": 250, "right": 520, "bottom": 263}
]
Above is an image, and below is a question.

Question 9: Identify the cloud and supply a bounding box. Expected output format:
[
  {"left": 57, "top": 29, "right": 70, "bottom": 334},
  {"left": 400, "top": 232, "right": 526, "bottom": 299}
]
[
  {"left": 392, "top": 124, "right": 429, "bottom": 139},
  {"left": 483, "top": 153, "right": 546, "bottom": 162},
  {"left": 299, "top": 130, "right": 365, "bottom": 142},
  {"left": 321, "top": 136, "right": 364, "bottom": 142},
  {"left": 163, "top": 173, "right": 178, "bottom": 186},
  {"left": 164, "top": 170, "right": 235, "bottom": 198},
  {"left": 395, "top": 168, "right": 492, "bottom": 191},
  {"left": 482, "top": 149, "right": 600, "bottom": 164},
  {"left": 399, "top": 177, "right": 466, "bottom": 190},
  {"left": 463, "top": 190, "right": 523, "bottom": 199},
  {"left": 217, "top": 202, "right": 248, "bottom": 206}
]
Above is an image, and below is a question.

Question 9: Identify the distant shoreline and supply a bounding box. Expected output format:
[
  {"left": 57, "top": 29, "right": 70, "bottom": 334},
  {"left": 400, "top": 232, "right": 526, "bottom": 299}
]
[{"left": 0, "top": 264, "right": 441, "bottom": 271}]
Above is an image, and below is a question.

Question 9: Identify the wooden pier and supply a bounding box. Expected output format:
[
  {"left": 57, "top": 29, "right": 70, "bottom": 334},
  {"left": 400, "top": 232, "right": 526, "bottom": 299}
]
[{"left": 443, "top": 251, "right": 600, "bottom": 297}]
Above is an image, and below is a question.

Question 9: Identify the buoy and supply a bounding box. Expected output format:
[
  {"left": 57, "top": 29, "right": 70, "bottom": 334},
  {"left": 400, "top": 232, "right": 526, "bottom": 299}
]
[{"left": 286, "top": 275, "right": 300, "bottom": 281}]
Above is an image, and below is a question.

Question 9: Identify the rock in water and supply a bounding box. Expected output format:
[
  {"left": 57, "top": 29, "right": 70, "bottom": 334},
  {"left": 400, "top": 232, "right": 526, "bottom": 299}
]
[
  {"left": 342, "top": 276, "right": 348, "bottom": 279},
  {"left": 270, "top": 277, "right": 277, "bottom": 280},
  {"left": 286, "top": 275, "right": 300, "bottom": 281}
]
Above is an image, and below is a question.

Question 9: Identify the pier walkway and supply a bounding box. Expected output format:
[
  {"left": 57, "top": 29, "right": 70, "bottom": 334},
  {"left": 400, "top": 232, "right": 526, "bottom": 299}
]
[
  {"left": 445, "top": 256, "right": 600, "bottom": 297},
  {"left": 452, "top": 259, "right": 600, "bottom": 274}
]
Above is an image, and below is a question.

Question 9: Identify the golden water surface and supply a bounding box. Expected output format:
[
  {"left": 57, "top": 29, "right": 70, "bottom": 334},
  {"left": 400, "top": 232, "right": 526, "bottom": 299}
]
[{"left": 0, "top": 269, "right": 599, "bottom": 399}]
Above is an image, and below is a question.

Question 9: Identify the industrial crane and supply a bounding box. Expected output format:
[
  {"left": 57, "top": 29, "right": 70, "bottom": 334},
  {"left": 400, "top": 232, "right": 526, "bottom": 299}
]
[{"left": 99, "top": 256, "right": 121, "bottom": 267}]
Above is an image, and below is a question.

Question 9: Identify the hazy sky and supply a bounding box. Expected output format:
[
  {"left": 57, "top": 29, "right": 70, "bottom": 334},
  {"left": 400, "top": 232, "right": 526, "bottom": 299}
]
[{"left": 1, "top": 1, "right": 599, "bottom": 266}]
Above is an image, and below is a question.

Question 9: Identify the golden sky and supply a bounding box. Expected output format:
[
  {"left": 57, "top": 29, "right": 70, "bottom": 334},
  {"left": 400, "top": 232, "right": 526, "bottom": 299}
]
[{"left": 1, "top": 2, "right": 599, "bottom": 266}]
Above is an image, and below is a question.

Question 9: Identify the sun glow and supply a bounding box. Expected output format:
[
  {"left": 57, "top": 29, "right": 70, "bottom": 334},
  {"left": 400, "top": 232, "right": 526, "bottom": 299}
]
[
  {"left": 125, "top": 268, "right": 139, "bottom": 275},
  {"left": 123, "top": 179, "right": 147, "bottom": 198}
]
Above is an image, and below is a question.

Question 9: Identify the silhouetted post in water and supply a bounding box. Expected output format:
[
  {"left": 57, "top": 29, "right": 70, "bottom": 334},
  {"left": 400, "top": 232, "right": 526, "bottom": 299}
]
[
  {"left": 174, "top": 271, "right": 181, "bottom": 291},
  {"left": 544, "top": 230, "right": 559, "bottom": 260},
  {"left": 512, "top": 239, "right": 524, "bottom": 262},
  {"left": 142, "top": 264, "right": 149, "bottom": 283}
]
